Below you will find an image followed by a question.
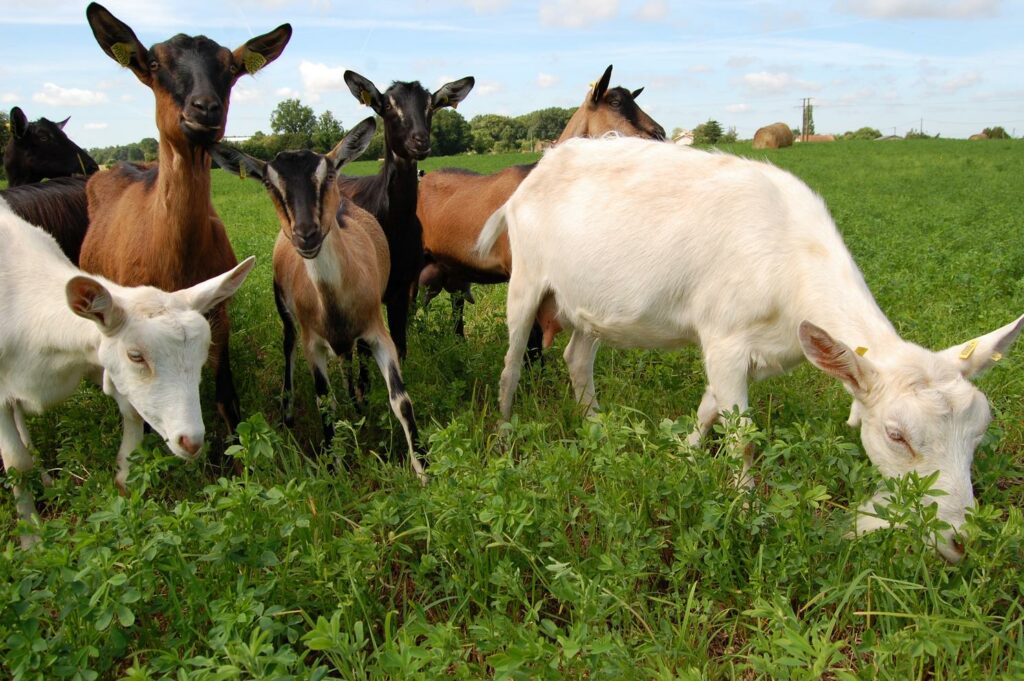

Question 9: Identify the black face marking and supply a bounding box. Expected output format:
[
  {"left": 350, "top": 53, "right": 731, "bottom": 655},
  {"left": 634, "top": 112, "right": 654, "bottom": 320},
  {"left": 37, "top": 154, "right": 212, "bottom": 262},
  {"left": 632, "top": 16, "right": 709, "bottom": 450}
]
[
  {"left": 151, "top": 35, "right": 234, "bottom": 143},
  {"left": 268, "top": 150, "right": 331, "bottom": 254},
  {"left": 380, "top": 81, "right": 433, "bottom": 160},
  {"left": 603, "top": 86, "right": 666, "bottom": 140}
]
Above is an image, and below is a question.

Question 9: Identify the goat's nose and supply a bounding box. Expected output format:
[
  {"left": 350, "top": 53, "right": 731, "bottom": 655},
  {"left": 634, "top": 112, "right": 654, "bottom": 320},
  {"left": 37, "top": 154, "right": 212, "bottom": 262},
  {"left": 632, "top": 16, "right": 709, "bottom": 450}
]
[
  {"left": 177, "top": 434, "right": 202, "bottom": 458},
  {"left": 189, "top": 95, "right": 222, "bottom": 117}
]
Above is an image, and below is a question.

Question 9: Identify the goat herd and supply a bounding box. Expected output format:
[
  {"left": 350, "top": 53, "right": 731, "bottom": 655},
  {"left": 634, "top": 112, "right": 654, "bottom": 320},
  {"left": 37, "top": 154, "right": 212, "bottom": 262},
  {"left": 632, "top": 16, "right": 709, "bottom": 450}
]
[{"left": 0, "top": 3, "right": 1019, "bottom": 563}]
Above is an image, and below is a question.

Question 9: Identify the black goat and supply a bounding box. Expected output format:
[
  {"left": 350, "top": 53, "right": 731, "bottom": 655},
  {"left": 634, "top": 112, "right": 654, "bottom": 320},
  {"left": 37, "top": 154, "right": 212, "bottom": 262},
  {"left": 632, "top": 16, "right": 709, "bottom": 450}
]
[
  {"left": 0, "top": 177, "right": 90, "bottom": 264},
  {"left": 4, "top": 107, "right": 99, "bottom": 186}
]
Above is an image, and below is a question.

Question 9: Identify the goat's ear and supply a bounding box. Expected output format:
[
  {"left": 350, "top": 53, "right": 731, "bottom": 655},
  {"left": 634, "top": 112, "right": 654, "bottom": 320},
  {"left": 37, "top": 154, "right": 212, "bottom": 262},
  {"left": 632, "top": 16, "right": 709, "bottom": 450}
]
[
  {"left": 344, "top": 71, "right": 383, "bottom": 112},
  {"left": 10, "top": 107, "right": 28, "bottom": 139},
  {"left": 86, "top": 3, "right": 151, "bottom": 83},
  {"left": 939, "top": 314, "right": 1024, "bottom": 379},
  {"left": 631, "top": 87, "right": 644, "bottom": 100},
  {"left": 328, "top": 117, "right": 376, "bottom": 168},
  {"left": 591, "top": 65, "right": 613, "bottom": 104},
  {"left": 181, "top": 256, "right": 256, "bottom": 315},
  {"left": 432, "top": 77, "right": 475, "bottom": 110},
  {"left": 66, "top": 276, "right": 125, "bottom": 336},
  {"left": 55, "top": 116, "right": 71, "bottom": 130},
  {"left": 799, "top": 321, "right": 877, "bottom": 399},
  {"left": 209, "top": 143, "right": 266, "bottom": 181},
  {"left": 233, "top": 23, "right": 292, "bottom": 80}
]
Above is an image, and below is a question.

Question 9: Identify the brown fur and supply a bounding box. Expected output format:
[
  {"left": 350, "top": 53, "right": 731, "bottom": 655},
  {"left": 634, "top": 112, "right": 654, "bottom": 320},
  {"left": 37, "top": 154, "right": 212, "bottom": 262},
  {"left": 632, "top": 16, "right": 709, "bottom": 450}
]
[{"left": 417, "top": 66, "right": 665, "bottom": 297}]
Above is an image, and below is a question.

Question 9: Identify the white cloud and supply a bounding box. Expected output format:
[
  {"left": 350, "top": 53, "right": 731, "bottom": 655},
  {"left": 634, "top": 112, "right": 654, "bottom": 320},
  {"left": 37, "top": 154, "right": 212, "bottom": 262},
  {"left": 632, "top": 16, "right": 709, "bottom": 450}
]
[
  {"left": 537, "top": 72, "right": 560, "bottom": 88},
  {"left": 1, "top": 92, "right": 19, "bottom": 103},
  {"left": 119, "top": 94, "right": 134, "bottom": 102},
  {"left": 84, "top": 122, "right": 108, "bottom": 130},
  {"left": 233, "top": 86, "right": 263, "bottom": 103},
  {"left": 275, "top": 87, "right": 301, "bottom": 99},
  {"left": 940, "top": 70, "right": 982, "bottom": 92},
  {"left": 688, "top": 64, "right": 712, "bottom": 74},
  {"left": 457, "top": 0, "right": 513, "bottom": 11},
  {"left": 727, "top": 56, "right": 757, "bottom": 69},
  {"left": 477, "top": 80, "right": 504, "bottom": 96},
  {"left": 835, "top": 0, "right": 1000, "bottom": 19},
  {"left": 540, "top": 0, "right": 618, "bottom": 28},
  {"left": 634, "top": 0, "right": 669, "bottom": 21},
  {"left": 32, "top": 83, "right": 108, "bottom": 107},
  {"left": 740, "top": 71, "right": 820, "bottom": 94},
  {"left": 726, "top": 103, "right": 751, "bottom": 113},
  {"left": 299, "top": 60, "right": 348, "bottom": 103}
]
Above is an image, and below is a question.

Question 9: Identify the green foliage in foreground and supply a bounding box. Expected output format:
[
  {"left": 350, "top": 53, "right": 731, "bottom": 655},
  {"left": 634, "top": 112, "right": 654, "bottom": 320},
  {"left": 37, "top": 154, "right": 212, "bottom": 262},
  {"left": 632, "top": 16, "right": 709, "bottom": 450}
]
[{"left": 2, "top": 139, "right": 1023, "bottom": 678}]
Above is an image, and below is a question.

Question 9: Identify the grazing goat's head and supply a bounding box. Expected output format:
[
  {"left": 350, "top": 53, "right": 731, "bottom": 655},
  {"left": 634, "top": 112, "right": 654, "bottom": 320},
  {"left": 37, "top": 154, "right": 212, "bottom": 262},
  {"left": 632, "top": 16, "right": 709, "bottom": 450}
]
[
  {"left": 4, "top": 106, "right": 99, "bottom": 186},
  {"left": 86, "top": 2, "right": 291, "bottom": 148},
  {"left": 344, "top": 70, "right": 475, "bottom": 161},
  {"left": 209, "top": 118, "right": 377, "bottom": 259},
  {"left": 67, "top": 257, "right": 255, "bottom": 460},
  {"left": 800, "top": 316, "right": 1024, "bottom": 563}
]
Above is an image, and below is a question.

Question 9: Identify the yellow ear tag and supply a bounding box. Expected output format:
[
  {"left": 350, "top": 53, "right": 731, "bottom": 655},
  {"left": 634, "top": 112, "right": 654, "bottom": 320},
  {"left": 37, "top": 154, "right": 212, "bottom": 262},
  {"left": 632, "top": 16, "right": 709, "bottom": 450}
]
[
  {"left": 110, "top": 42, "right": 134, "bottom": 67},
  {"left": 991, "top": 352, "right": 1003, "bottom": 362},
  {"left": 239, "top": 163, "right": 246, "bottom": 180},
  {"left": 959, "top": 339, "right": 979, "bottom": 360},
  {"left": 244, "top": 51, "right": 267, "bottom": 75},
  {"left": 360, "top": 90, "right": 373, "bottom": 106},
  {"left": 855, "top": 346, "right": 868, "bottom": 357}
]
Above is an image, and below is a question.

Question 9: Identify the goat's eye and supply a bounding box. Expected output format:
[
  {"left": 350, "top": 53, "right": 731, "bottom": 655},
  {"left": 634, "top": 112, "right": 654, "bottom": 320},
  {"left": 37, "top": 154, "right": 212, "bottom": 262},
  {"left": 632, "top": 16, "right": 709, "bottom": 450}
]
[
  {"left": 127, "top": 350, "right": 146, "bottom": 365},
  {"left": 229, "top": 63, "right": 239, "bottom": 75},
  {"left": 149, "top": 59, "right": 160, "bottom": 71},
  {"left": 37, "top": 133, "right": 49, "bottom": 142},
  {"left": 608, "top": 97, "right": 621, "bottom": 108},
  {"left": 886, "top": 428, "right": 907, "bottom": 445}
]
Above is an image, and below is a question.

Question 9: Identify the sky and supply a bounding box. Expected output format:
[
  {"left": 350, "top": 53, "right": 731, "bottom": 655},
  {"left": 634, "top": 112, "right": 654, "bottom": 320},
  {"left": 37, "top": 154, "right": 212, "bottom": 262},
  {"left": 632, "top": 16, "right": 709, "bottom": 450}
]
[{"left": 1, "top": 0, "right": 1021, "bottom": 148}]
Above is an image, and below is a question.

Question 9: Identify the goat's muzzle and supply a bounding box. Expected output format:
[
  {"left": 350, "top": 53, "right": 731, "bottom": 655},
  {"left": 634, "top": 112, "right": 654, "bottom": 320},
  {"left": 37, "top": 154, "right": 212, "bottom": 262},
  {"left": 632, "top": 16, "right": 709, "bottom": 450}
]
[{"left": 292, "top": 228, "right": 324, "bottom": 259}]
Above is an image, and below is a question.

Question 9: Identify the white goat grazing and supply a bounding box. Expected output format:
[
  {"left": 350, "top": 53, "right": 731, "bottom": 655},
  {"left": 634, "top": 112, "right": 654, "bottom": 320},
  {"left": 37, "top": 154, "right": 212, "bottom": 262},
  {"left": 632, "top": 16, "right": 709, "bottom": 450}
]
[
  {"left": 209, "top": 119, "right": 428, "bottom": 482},
  {"left": 0, "top": 198, "right": 255, "bottom": 545},
  {"left": 476, "top": 136, "right": 1023, "bottom": 563}
]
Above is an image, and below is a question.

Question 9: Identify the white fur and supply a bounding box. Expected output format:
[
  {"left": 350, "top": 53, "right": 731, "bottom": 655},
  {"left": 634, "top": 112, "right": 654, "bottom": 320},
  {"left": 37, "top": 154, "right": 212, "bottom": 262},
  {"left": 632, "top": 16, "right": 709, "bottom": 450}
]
[
  {"left": 482, "top": 136, "right": 1023, "bottom": 562},
  {"left": 0, "top": 201, "right": 255, "bottom": 545}
]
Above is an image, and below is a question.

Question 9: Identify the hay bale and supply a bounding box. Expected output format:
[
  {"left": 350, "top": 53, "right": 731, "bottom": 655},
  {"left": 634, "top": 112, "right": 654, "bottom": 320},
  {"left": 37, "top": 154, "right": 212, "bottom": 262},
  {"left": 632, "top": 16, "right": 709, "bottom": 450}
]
[
  {"left": 752, "top": 122, "right": 794, "bottom": 149},
  {"left": 968, "top": 132, "right": 988, "bottom": 141}
]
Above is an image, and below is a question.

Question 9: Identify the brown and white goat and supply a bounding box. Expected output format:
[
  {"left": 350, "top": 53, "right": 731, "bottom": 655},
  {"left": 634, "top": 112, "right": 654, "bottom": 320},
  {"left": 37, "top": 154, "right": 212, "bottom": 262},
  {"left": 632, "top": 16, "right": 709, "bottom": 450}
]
[
  {"left": 79, "top": 3, "right": 291, "bottom": 443},
  {"left": 417, "top": 65, "right": 665, "bottom": 343},
  {"left": 210, "top": 119, "right": 427, "bottom": 481}
]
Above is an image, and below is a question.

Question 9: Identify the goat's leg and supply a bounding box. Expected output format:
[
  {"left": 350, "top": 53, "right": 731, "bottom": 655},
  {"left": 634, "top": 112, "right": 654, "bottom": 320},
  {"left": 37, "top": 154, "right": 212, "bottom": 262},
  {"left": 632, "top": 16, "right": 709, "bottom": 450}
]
[
  {"left": 384, "top": 293, "right": 411, "bottom": 360},
  {"left": 686, "top": 386, "right": 720, "bottom": 448},
  {"left": 499, "top": 278, "right": 545, "bottom": 420},
  {"left": 0, "top": 404, "right": 40, "bottom": 545},
  {"left": 525, "top": 322, "right": 544, "bottom": 364},
  {"left": 274, "top": 282, "right": 298, "bottom": 428},
  {"left": 110, "top": 392, "right": 145, "bottom": 495},
  {"left": 563, "top": 329, "right": 600, "bottom": 415},
  {"left": 702, "top": 351, "right": 754, "bottom": 488},
  {"left": 351, "top": 341, "right": 372, "bottom": 407},
  {"left": 209, "top": 305, "right": 240, "bottom": 432},
  {"left": 365, "top": 328, "right": 428, "bottom": 483},
  {"left": 13, "top": 404, "right": 51, "bottom": 487},
  {"left": 303, "top": 339, "right": 335, "bottom": 444},
  {"left": 451, "top": 289, "right": 467, "bottom": 338}
]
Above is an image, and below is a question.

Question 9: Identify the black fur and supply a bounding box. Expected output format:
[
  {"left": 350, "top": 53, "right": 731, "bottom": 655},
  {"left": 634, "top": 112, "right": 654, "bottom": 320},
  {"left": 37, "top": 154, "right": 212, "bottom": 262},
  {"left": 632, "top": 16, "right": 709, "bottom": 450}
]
[
  {"left": 4, "top": 108, "right": 98, "bottom": 187},
  {"left": 0, "top": 177, "right": 90, "bottom": 264}
]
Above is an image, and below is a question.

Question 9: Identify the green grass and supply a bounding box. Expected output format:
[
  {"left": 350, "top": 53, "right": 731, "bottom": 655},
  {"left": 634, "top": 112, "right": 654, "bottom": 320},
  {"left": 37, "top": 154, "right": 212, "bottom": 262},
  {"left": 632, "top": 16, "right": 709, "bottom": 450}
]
[{"left": 2, "top": 139, "right": 1024, "bottom": 679}]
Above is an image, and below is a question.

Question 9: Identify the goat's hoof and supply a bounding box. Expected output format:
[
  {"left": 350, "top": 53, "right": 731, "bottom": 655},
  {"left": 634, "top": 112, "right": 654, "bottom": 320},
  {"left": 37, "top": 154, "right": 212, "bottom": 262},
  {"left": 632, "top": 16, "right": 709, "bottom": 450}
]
[{"left": 115, "top": 479, "right": 128, "bottom": 497}]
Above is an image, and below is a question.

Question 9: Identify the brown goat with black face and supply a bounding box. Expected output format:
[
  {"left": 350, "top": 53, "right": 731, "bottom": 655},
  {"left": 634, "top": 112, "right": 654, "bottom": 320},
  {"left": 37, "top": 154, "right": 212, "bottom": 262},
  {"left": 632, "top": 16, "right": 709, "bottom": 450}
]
[
  {"left": 79, "top": 3, "right": 291, "bottom": 447},
  {"left": 4, "top": 106, "right": 99, "bottom": 187},
  {"left": 416, "top": 65, "right": 666, "bottom": 345},
  {"left": 210, "top": 119, "right": 428, "bottom": 481}
]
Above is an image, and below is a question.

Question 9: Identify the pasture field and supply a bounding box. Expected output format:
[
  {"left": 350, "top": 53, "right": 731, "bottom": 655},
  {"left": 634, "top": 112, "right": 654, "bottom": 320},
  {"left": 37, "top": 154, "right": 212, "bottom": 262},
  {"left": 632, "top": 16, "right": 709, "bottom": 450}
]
[{"left": 2, "top": 139, "right": 1023, "bottom": 679}]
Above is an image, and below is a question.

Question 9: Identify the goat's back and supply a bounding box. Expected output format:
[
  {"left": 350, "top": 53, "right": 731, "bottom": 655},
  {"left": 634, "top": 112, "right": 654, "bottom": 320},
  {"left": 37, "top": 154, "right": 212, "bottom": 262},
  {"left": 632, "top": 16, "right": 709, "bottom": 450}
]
[
  {"left": 504, "top": 137, "right": 866, "bottom": 349},
  {"left": 0, "top": 177, "right": 90, "bottom": 264}
]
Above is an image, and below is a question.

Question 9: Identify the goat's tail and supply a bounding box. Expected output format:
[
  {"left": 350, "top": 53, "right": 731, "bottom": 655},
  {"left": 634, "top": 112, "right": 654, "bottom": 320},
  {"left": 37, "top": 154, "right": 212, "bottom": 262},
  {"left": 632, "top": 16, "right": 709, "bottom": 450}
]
[{"left": 475, "top": 202, "right": 509, "bottom": 258}]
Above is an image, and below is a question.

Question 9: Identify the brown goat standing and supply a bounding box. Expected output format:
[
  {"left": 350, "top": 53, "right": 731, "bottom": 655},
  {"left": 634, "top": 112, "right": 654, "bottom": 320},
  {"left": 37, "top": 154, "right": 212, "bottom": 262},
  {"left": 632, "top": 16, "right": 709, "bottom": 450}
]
[
  {"left": 79, "top": 3, "right": 291, "bottom": 444},
  {"left": 417, "top": 65, "right": 666, "bottom": 342},
  {"left": 210, "top": 119, "right": 428, "bottom": 481}
]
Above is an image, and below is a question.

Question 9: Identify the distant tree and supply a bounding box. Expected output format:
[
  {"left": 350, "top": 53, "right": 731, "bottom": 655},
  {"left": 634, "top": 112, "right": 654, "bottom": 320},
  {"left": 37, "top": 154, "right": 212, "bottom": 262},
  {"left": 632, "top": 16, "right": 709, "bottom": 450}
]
[
  {"left": 139, "top": 137, "right": 158, "bottom": 161},
  {"left": 983, "top": 126, "right": 1010, "bottom": 139},
  {"left": 363, "top": 117, "right": 386, "bottom": 159},
  {"left": 517, "top": 106, "right": 574, "bottom": 142},
  {"left": 270, "top": 98, "right": 315, "bottom": 143},
  {"left": 0, "top": 110, "right": 9, "bottom": 180},
  {"left": 670, "top": 126, "right": 684, "bottom": 140},
  {"left": 692, "top": 119, "right": 723, "bottom": 145},
  {"left": 841, "top": 127, "right": 882, "bottom": 140},
  {"left": 312, "top": 110, "right": 344, "bottom": 153},
  {"left": 904, "top": 128, "right": 937, "bottom": 140},
  {"left": 719, "top": 126, "right": 738, "bottom": 143},
  {"left": 430, "top": 109, "right": 472, "bottom": 156},
  {"left": 470, "top": 114, "right": 525, "bottom": 153}
]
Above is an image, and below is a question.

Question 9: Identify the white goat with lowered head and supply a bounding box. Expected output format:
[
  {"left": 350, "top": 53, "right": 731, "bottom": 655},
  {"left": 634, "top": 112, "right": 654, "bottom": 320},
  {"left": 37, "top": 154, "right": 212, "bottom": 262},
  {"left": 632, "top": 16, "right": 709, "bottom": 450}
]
[
  {"left": 0, "top": 198, "right": 255, "bottom": 546},
  {"left": 476, "top": 135, "right": 1023, "bottom": 563}
]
